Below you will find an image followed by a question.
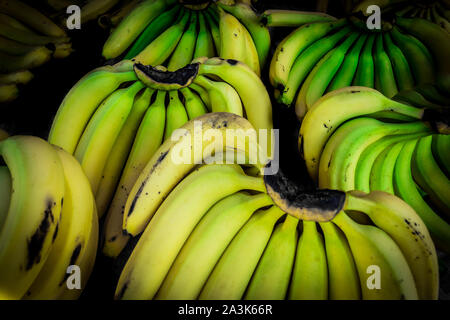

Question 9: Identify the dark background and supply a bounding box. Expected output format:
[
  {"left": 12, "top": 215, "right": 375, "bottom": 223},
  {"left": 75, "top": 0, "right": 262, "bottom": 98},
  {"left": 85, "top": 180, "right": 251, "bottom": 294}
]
[{"left": 1, "top": 0, "right": 449, "bottom": 300}]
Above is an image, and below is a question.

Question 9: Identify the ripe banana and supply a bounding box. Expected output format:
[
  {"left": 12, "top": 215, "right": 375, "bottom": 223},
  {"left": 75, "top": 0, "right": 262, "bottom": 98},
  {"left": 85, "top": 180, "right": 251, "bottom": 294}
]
[{"left": 116, "top": 164, "right": 267, "bottom": 300}]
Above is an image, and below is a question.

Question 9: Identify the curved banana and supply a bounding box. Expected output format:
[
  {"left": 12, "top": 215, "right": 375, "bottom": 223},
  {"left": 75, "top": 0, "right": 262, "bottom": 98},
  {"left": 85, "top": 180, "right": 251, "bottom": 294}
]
[
  {"left": 167, "top": 10, "right": 197, "bottom": 71},
  {"left": 0, "top": 136, "right": 64, "bottom": 299},
  {"left": 373, "top": 34, "right": 398, "bottom": 98},
  {"left": 299, "top": 87, "right": 424, "bottom": 182},
  {"left": 103, "top": 89, "right": 165, "bottom": 258},
  {"left": 74, "top": 81, "right": 144, "bottom": 194},
  {"left": 431, "top": 133, "right": 450, "bottom": 176},
  {"left": 25, "top": 147, "right": 96, "bottom": 299},
  {"left": 157, "top": 192, "right": 273, "bottom": 300},
  {"left": 116, "top": 164, "right": 267, "bottom": 300},
  {"left": 289, "top": 221, "right": 328, "bottom": 300},
  {"left": 245, "top": 214, "right": 298, "bottom": 300},
  {"left": 49, "top": 65, "right": 138, "bottom": 154},
  {"left": 199, "top": 206, "right": 285, "bottom": 300},
  {"left": 164, "top": 90, "right": 189, "bottom": 140},
  {"left": 353, "top": 34, "right": 375, "bottom": 88},
  {"left": 0, "top": 47, "right": 52, "bottom": 73},
  {"left": 95, "top": 88, "right": 153, "bottom": 218},
  {"left": 180, "top": 87, "right": 208, "bottom": 120},
  {"left": 193, "top": 12, "right": 215, "bottom": 60}
]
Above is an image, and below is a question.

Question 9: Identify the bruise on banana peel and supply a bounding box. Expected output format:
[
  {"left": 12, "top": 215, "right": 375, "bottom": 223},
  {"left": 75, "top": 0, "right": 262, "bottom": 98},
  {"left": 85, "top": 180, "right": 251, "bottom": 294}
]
[
  {"left": 264, "top": 163, "right": 346, "bottom": 222},
  {"left": 26, "top": 198, "right": 57, "bottom": 270},
  {"left": 133, "top": 63, "right": 199, "bottom": 91}
]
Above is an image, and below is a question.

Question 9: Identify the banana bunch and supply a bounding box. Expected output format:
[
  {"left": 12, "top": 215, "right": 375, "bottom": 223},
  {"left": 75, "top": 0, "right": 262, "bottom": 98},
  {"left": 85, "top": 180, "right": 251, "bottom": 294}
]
[
  {"left": 0, "top": 0, "right": 72, "bottom": 102},
  {"left": 48, "top": 57, "right": 273, "bottom": 257},
  {"left": 0, "top": 135, "right": 98, "bottom": 299},
  {"left": 300, "top": 86, "right": 450, "bottom": 252},
  {"left": 102, "top": 0, "right": 270, "bottom": 75},
  {"left": 269, "top": 14, "right": 450, "bottom": 119},
  {"left": 110, "top": 112, "right": 438, "bottom": 300}
]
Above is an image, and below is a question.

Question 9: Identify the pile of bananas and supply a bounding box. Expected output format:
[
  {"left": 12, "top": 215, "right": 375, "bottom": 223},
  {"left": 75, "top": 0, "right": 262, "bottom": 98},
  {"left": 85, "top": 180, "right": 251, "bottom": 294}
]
[
  {"left": 48, "top": 57, "right": 272, "bottom": 257},
  {"left": 102, "top": 0, "right": 270, "bottom": 75},
  {"left": 269, "top": 13, "right": 450, "bottom": 119},
  {"left": 109, "top": 112, "right": 438, "bottom": 300},
  {"left": 0, "top": 0, "right": 72, "bottom": 102},
  {"left": 0, "top": 135, "right": 97, "bottom": 299},
  {"left": 300, "top": 86, "right": 450, "bottom": 252}
]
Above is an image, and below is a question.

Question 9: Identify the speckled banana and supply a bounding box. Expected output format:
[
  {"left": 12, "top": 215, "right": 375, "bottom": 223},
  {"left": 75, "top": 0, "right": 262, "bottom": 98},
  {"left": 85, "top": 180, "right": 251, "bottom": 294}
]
[
  {"left": 157, "top": 192, "right": 273, "bottom": 300},
  {"left": 199, "top": 206, "right": 285, "bottom": 300},
  {"left": 345, "top": 191, "right": 439, "bottom": 300},
  {"left": 0, "top": 136, "right": 64, "bottom": 299},
  {"left": 116, "top": 164, "right": 267, "bottom": 300},
  {"left": 245, "top": 214, "right": 299, "bottom": 300},
  {"left": 122, "top": 112, "right": 265, "bottom": 237},
  {"left": 24, "top": 147, "right": 97, "bottom": 300}
]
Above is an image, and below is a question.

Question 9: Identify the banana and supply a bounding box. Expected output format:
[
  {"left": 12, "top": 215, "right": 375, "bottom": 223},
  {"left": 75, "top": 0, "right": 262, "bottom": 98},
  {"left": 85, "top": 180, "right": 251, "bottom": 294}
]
[
  {"left": 199, "top": 206, "right": 285, "bottom": 300},
  {"left": 389, "top": 25, "right": 435, "bottom": 86},
  {"left": 193, "top": 12, "right": 215, "bottom": 60},
  {"left": 122, "top": 112, "right": 265, "bottom": 237},
  {"left": 198, "top": 58, "right": 273, "bottom": 155},
  {"left": 261, "top": 9, "right": 336, "bottom": 27},
  {"left": 164, "top": 90, "right": 189, "bottom": 140},
  {"left": 24, "top": 147, "right": 96, "bottom": 299},
  {"left": 125, "top": 4, "right": 183, "bottom": 61},
  {"left": 116, "top": 164, "right": 267, "bottom": 300},
  {"left": 204, "top": 8, "right": 221, "bottom": 53},
  {"left": 289, "top": 221, "right": 328, "bottom": 300},
  {"left": 0, "top": 0, "right": 66, "bottom": 37},
  {"left": 412, "top": 135, "right": 450, "bottom": 215},
  {"left": 0, "top": 136, "right": 64, "bottom": 299},
  {"left": 102, "top": 0, "right": 176, "bottom": 59},
  {"left": 193, "top": 74, "right": 243, "bottom": 116},
  {"left": 383, "top": 32, "right": 415, "bottom": 92},
  {"left": 102, "top": 0, "right": 141, "bottom": 27},
  {"left": 0, "top": 83, "right": 18, "bottom": 102},
  {"left": 157, "top": 192, "right": 273, "bottom": 300},
  {"left": 219, "top": 1, "right": 271, "bottom": 68},
  {"left": 373, "top": 34, "right": 398, "bottom": 98},
  {"left": 0, "top": 165, "right": 11, "bottom": 229},
  {"left": 49, "top": 65, "right": 138, "bottom": 154},
  {"left": 270, "top": 19, "right": 347, "bottom": 88},
  {"left": 0, "top": 47, "right": 52, "bottom": 73},
  {"left": 0, "top": 12, "right": 32, "bottom": 31},
  {"left": 180, "top": 87, "right": 208, "bottom": 120},
  {"left": 95, "top": 88, "right": 153, "bottom": 218},
  {"left": 299, "top": 86, "right": 424, "bottom": 182},
  {"left": 133, "top": 9, "right": 190, "bottom": 65},
  {"left": 319, "top": 221, "right": 360, "bottom": 299},
  {"left": 189, "top": 82, "right": 211, "bottom": 111},
  {"left": 394, "top": 89, "right": 442, "bottom": 109},
  {"left": 245, "top": 214, "right": 298, "bottom": 300},
  {"left": 333, "top": 211, "right": 418, "bottom": 300},
  {"left": 74, "top": 81, "right": 144, "bottom": 194},
  {"left": 415, "top": 83, "right": 450, "bottom": 105},
  {"left": 345, "top": 191, "right": 439, "bottom": 299},
  {"left": 0, "top": 22, "right": 69, "bottom": 45},
  {"left": 355, "top": 132, "right": 430, "bottom": 193},
  {"left": 353, "top": 34, "right": 375, "bottom": 88},
  {"left": 103, "top": 89, "right": 165, "bottom": 258},
  {"left": 167, "top": 10, "right": 197, "bottom": 71},
  {"left": 396, "top": 16, "right": 450, "bottom": 91},
  {"left": 319, "top": 118, "right": 430, "bottom": 191},
  {"left": 80, "top": 0, "right": 120, "bottom": 24},
  {"left": 369, "top": 140, "right": 410, "bottom": 194},
  {"left": 327, "top": 33, "right": 368, "bottom": 92},
  {"left": 393, "top": 139, "right": 450, "bottom": 252},
  {"left": 217, "top": 8, "right": 247, "bottom": 67},
  {"left": 296, "top": 32, "right": 360, "bottom": 117},
  {"left": 431, "top": 133, "right": 450, "bottom": 177},
  {"left": 280, "top": 25, "right": 352, "bottom": 106}
]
